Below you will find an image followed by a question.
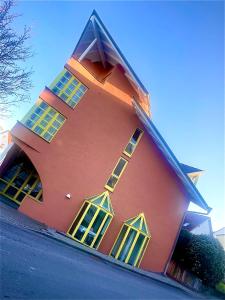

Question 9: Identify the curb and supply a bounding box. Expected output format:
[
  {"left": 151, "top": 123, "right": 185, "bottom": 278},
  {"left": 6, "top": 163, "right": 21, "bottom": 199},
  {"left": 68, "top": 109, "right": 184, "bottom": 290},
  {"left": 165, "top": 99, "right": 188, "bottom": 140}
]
[{"left": 0, "top": 211, "right": 204, "bottom": 299}]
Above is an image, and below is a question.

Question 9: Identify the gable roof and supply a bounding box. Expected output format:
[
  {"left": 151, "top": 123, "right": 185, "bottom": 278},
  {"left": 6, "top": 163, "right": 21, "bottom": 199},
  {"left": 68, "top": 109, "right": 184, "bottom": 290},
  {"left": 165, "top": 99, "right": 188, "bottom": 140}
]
[
  {"left": 133, "top": 101, "right": 211, "bottom": 213},
  {"left": 72, "top": 10, "right": 150, "bottom": 114}
]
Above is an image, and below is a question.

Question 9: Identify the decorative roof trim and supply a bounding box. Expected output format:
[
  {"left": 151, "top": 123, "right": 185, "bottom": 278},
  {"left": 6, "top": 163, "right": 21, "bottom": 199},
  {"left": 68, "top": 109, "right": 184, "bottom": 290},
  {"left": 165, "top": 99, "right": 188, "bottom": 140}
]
[{"left": 73, "top": 10, "right": 149, "bottom": 96}]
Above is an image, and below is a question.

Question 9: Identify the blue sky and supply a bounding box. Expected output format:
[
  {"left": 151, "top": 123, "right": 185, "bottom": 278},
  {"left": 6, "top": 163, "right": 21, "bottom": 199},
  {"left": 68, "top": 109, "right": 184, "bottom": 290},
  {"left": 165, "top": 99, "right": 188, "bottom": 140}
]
[{"left": 1, "top": 1, "right": 224, "bottom": 230}]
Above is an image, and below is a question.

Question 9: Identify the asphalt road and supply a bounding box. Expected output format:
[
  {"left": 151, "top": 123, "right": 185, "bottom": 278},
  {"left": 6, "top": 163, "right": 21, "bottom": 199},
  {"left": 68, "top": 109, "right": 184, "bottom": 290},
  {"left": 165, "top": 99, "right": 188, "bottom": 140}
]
[{"left": 0, "top": 220, "right": 201, "bottom": 300}]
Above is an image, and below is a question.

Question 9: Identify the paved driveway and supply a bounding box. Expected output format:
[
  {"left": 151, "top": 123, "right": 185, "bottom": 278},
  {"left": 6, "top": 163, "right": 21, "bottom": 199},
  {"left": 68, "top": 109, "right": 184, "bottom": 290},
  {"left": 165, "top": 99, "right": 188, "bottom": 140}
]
[{"left": 0, "top": 220, "right": 202, "bottom": 299}]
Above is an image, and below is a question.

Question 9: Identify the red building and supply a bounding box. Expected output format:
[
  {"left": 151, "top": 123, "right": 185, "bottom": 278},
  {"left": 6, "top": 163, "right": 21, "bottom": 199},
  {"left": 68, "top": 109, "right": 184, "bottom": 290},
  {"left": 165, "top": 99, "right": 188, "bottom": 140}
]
[{"left": 0, "top": 11, "right": 211, "bottom": 273}]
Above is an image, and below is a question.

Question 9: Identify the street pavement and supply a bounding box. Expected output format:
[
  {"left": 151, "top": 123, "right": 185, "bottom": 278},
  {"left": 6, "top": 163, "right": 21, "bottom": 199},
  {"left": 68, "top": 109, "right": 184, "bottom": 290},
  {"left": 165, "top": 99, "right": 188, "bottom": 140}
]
[{"left": 0, "top": 219, "right": 203, "bottom": 300}]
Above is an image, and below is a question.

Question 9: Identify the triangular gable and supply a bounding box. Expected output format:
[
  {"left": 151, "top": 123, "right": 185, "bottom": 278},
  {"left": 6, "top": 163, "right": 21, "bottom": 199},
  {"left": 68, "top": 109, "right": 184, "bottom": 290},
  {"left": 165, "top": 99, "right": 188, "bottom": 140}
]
[
  {"left": 87, "top": 191, "right": 114, "bottom": 214},
  {"left": 125, "top": 213, "right": 150, "bottom": 236},
  {"left": 72, "top": 10, "right": 150, "bottom": 115}
]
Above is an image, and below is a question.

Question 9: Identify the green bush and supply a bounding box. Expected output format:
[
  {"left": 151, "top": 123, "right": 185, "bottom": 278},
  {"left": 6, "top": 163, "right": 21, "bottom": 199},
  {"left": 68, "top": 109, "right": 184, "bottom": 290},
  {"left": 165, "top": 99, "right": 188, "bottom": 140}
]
[
  {"left": 216, "top": 282, "right": 225, "bottom": 294},
  {"left": 172, "top": 229, "right": 225, "bottom": 287}
]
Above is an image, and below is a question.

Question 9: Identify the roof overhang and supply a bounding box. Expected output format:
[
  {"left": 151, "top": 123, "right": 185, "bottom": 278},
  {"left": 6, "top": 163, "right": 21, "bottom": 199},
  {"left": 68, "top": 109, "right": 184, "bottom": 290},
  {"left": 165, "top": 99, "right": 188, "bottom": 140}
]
[
  {"left": 72, "top": 10, "right": 150, "bottom": 114},
  {"left": 183, "top": 211, "right": 211, "bottom": 232},
  {"left": 133, "top": 100, "right": 211, "bottom": 213}
]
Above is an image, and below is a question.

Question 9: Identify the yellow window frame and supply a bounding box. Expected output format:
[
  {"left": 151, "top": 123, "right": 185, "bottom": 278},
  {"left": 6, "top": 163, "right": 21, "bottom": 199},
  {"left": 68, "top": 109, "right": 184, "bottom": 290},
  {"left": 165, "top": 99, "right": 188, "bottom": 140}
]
[
  {"left": 105, "top": 157, "right": 128, "bottom": 192},
  {"left": 0, "top": 170, "right": 43, "bottom": 205},
  {"left": 67, "top": 192, "right": 113, "bottom": 249},
  {"left": 21, "top": 99, "right": 66, "bottom": 142},
  {"left": 49, "top": 68, "right": 87, "bottom": 108},
  {"left": 123, "top": 128, "right": 143, "bottom": 158},
  {"left": 110, "top": 214, "right": 150, "bottom": 267}
]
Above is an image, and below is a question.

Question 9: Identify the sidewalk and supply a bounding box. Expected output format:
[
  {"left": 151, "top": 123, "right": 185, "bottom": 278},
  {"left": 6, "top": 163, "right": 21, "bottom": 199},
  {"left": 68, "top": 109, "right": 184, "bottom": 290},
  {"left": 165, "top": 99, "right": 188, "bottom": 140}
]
[{"left": 0, "top": 201, "right": 204, "bottom": 299}]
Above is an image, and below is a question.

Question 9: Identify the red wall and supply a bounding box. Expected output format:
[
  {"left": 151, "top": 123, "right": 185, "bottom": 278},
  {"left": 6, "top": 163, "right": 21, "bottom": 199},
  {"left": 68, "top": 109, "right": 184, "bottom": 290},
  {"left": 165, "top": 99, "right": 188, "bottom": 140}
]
[{"left": 11, "top": 59, "right": 189, "bottom": 273}]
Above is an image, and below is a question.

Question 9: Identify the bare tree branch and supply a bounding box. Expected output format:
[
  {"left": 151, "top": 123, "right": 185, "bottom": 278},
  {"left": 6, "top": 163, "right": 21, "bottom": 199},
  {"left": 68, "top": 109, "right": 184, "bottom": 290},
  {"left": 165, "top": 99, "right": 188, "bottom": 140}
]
[{"left": 0, "top": 0, "right": 33, "bottom": 118}]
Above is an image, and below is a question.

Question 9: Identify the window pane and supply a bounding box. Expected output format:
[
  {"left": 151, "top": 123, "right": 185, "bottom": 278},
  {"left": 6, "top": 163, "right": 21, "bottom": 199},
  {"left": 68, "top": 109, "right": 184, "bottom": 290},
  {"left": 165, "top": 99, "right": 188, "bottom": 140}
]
[
  {"left": 56, "top": 82, "right": 64, "bottom": 89},
  {"left": 132, "top": 218, "right": 141, "bottom": 230},
  {"left": 125, "top": 143, "right": 135, "bottom": 155},
  {"left": 48, "top": 109, "right": 56, "bottom": 116},
  {"left": 34, "top": 126, "right": 44, "bottom": 134},
  {"left": 5, "top": 186, "right": 18, "bottom": 197},
  {"left": 44, "top": 114, "right": 51, "bottom": 122},
  {"left": 102, "top": 198, "right": 109, "bottom": 211},
  {"left": 52, "top": 87, "right": 60, "bottom": 95},
  {"left": 74, "top": 205, "right": 97, "bottom": 241},
  {"left": 91, "top": 195, "right": 104, "bottom": 206},
  {"left": 2, "top": 164, "right": 21, "bottom": 181},
  {"left": 0, "top": 180, "right": 7, "bottom": 191},
  {"left": 72, "top": 79, "right": 79, "bottom": 86},
  {"left": 84, "top": 210, "right": 106, "bottom": 246},
  {"left": 30, "top": 181, "right": 42, "bottom": 198},
  {"left": 106, "top": 175, "right": 118, "bottom": 189},
  {"left": 16, "top": 192, "right": 26, "bottom": 203},
  {"left": 37, "top": 192, "right": 43, "bottom": 202},
  {"left": 65, "top": 88, "right": 72, "bottom": 96},
  {"left": 48, "top": 127, "right": 57, "bottom": 135},
  {"left": 72, "top": 94, "right": 79, "bottom": 102},
  {"left": 40, "top": 120, "right": 48, "bottom": 128},
  {"left": 114, "top": 159, "right": 127, "bottom": 177},
  {"left": 60, "top": 76, "right": 68, "bottom": 84},
  {"left": 43, "top": 132, "right": 52, "bottom": 141},
  {"left": 93, "top": 215, "right": 112, "bottom": 249},
  {"left": 142, "top": 221, "right": 148, "bottom": 234},
  {"left": 111, "top": 225, "right": 128, "bottom": 258},
  {"left": 124, "top": 129, "right": 143, "bottom": 157},
  {"left": 30, "top": 114, "right": 39, "bottom": 122},
  {"left": 56, "top": 115, "right": 65, "bottom": 123},
  {"left": 67, "top": 100, "right": 75, "bottom": 108},
  {"left": 40, "top": 102, "right": 48, "bottom": 110},
  {"left": 68, "top": 202, "right": 89, "bottom": 236},
  {"left": 61, "top": 93, "right": 68, "bottom": 101},
  {"left": 131, "top": 128, "right": 142, "bottom": 143},
  {"left": 80, "top": 85, "right": 87, "bottom": 92},
  {"left": 135, "top": 237, "right": 149, "bottom": 266},
  {"left": 25, "top": 120, "right": 34, "bottom": 128},
  {"left": 128, "top": 234, "right": 145, "bottom": 266},
  {"left": 52, "top": 120, "right": 61, "bottom": 129},
  {"left": 118, "top": 228, "right": 137, "bottom": 262},
  {"left": 12, "top": 170, "right": 30, "bottom": 189},
  {"left": 64, "top": 71, "right": 72, "bottom": 79},
  {"left": 22, "top": 176, "right": 37, "bottom": 193}
]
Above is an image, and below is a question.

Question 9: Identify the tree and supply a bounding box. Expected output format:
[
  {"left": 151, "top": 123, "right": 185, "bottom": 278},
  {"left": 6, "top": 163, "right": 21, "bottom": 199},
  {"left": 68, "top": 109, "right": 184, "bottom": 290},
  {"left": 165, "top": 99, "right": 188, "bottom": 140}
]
[
  {"left": 172, "top": 229, "right": 225, "bottom": 287},
  {"left": 0, "top": 0, "right": 33, "bottom": 118}
]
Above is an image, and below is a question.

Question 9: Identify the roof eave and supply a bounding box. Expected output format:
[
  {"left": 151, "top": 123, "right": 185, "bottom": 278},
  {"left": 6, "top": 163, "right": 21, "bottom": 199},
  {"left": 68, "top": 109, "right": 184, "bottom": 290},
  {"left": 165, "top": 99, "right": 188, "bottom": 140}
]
[
  {"left": 133, "top": 100, "right": 211, "bottom": 213},
  {"left": 72, "top": 10, "right": 149, "bottom": 98}
]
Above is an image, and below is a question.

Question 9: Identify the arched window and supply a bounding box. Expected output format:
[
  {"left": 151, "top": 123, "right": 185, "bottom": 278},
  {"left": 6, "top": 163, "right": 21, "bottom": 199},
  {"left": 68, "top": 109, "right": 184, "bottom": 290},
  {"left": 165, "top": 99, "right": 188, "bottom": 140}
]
[
  {"left": 67, "top": 191, "right": 114, "bottom": 249},
  {"left": 110, "top": 213, "right": 150, "bottom": 267},
  {"left": 0, "top": 160, "right": 43, "bottom": 205}
]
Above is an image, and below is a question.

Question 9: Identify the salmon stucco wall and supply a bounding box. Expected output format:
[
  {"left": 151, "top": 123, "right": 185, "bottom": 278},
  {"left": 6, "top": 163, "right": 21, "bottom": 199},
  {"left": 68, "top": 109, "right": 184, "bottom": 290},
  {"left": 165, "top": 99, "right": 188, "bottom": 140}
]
[{"left": 10, "top": 59, "right": 190, "bottom": 273}]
